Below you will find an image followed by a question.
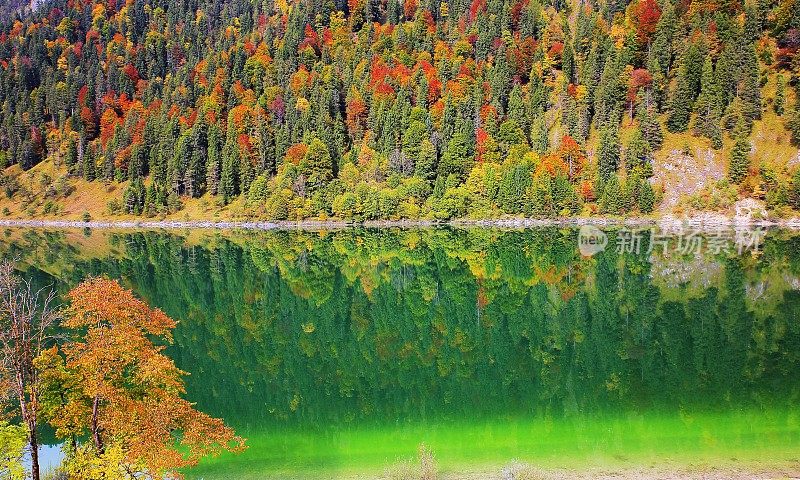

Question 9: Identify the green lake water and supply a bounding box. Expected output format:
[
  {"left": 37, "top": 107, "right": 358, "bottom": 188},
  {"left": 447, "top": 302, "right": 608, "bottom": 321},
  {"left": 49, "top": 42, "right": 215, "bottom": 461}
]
[{"left": 5, "top": 226, "right": 800, "bottom": 478}]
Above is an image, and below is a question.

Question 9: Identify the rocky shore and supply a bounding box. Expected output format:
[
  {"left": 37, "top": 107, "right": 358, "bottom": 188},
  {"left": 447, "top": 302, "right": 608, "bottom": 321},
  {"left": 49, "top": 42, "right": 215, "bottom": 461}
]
[{"left": 1, "top": 213, "right": 799, "bottom": 231}]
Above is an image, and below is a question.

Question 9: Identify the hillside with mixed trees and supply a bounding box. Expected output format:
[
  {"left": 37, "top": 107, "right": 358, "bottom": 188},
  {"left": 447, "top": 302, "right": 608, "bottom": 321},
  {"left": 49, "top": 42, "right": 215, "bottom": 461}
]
[{"left": 0, "top": 0, "right": 800, "bottom": 221}]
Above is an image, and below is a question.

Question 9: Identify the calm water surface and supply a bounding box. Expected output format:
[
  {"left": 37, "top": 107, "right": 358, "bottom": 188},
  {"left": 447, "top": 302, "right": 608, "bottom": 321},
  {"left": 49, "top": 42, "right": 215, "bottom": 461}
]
[{"left": 5, "top": 226, "right": 800, "bottom": 478}]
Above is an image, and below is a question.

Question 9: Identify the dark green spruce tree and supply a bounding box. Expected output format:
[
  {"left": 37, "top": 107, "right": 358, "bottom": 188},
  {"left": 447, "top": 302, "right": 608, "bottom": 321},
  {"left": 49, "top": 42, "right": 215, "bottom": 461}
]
[{"left": 728, "top": 120, "right": 751, "bottom": 184}]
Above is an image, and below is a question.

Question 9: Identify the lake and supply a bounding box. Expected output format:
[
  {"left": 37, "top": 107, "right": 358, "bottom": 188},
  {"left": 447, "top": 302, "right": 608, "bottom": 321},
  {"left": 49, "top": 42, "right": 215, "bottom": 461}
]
[{"left": 4, "top": 225, "right": 800, "bottom": 478}]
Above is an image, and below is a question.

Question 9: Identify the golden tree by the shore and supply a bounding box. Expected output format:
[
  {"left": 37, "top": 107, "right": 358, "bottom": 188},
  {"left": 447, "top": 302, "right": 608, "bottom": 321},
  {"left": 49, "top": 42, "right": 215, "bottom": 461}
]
[{"left": 37, "top": 278, "right": 246, "bottom": 480}]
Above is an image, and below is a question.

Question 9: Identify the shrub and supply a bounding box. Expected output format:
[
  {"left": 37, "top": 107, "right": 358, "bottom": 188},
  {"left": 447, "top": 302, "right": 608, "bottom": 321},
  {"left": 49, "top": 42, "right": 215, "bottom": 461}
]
[{"left": 107, "top": 199, "right": 122, "bottom": 215}]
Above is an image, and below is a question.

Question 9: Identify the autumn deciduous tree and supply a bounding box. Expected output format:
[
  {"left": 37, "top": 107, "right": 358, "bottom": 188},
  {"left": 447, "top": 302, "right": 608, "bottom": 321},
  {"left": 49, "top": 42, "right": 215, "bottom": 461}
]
[
  {"left": 0, "top": 421, "right": 27, "bottom": 480},
  {"left": 36, "top": 278, "right": 246, "bottom": 480},
  {"left": 633, "top": 0, "right": 662, "bottom": 46},
  {"left": 0, "top": 261, "right": 61, "bottom": 480}
]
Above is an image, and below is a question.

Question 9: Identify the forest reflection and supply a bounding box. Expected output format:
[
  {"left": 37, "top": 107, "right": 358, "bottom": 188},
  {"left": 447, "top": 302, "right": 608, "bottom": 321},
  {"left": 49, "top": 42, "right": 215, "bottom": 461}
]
[{"left": 4, "top": 226, "right": 800, "bottom": 433}]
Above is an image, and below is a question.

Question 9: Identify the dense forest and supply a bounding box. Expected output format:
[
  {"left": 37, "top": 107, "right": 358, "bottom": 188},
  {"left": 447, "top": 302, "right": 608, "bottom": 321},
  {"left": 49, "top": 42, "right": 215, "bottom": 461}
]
[{"left": 1, "top": 0, "right": 800, "bottom": 220}]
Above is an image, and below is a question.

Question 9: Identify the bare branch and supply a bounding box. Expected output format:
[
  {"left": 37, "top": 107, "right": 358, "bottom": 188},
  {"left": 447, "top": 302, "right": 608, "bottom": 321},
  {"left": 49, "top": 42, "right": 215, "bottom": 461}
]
[{"left": 0, "top": 259, "right": 62, "bottom": 480}]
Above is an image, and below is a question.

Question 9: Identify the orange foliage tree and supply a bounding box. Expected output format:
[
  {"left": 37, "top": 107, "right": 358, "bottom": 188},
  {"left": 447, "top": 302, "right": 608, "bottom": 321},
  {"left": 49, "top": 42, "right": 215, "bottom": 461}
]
[
  {"left": 36, "top": 278, "right": 246, "bottom": 479},
  {"left": 556, "top": 135, "right": 587, "bottom": 180},
  {"left": 633, "top": 0, "right": 662, "bottom": 45}
]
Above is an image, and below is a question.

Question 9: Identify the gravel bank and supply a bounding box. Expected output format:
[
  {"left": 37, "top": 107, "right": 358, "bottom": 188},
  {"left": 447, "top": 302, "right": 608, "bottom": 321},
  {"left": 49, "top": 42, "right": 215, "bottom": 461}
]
[{"left": 1, "top": 215, "right": 800, "bottom": 231}]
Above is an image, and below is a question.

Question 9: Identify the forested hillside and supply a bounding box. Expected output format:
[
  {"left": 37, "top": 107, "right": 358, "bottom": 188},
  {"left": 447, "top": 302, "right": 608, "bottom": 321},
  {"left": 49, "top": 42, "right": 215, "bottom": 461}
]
[{"left": 1, "top": 0, "right": 799, "bottom": 221}]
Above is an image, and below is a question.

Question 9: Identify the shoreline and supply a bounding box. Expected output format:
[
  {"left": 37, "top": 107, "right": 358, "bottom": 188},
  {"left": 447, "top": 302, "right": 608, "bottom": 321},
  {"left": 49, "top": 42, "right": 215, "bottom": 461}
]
[
  {"left": 1, "top": 214, "right": 800, "bottom": 231},
  {"left": 426, "top": 462, "right": 800, "bottom": 480}
]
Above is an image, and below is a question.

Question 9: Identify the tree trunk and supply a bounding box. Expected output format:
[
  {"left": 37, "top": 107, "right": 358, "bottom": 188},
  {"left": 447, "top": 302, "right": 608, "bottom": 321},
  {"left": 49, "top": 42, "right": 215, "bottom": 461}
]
[
  {"left": 29, "top": 424, "right": 40, "bottom": 480},
  {"left": 92, "top": 396, "right": 104, "bottom": 453},
  {"left": 17, "top": 371, "right": 41, "bottom": 480}
]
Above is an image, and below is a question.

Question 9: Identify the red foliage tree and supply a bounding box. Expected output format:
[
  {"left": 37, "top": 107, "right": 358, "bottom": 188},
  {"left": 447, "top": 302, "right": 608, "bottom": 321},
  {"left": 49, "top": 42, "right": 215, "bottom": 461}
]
[
  {"left": 404, "top": 0, "right": 418, "bottom": 19},
  {"left": 633, "top": 0, "right": 662, "bottom": 45},
  {"left": 628, "top": 68, "right": 653, "bottom": 103}
]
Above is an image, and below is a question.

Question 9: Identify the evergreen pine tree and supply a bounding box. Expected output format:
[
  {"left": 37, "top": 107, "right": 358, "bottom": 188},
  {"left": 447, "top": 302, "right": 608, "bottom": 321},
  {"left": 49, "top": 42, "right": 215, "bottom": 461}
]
[
  {"left": 438, "top": 132, "right": 474, "bottom": 181},
  {"left": 65, "top": 137, "right": 78, "bottom": 167},
  {"left": 728, "top": 121, "right": 751, "bottom": 183},
  {"left": 507, "top": 85, "right": 527, "bottom": 131},
  {"left": 497, "top": 161, "right": 533, "bottom": 214},
  {"left": 562, "top": 42, "right": 575, "bottom": 84},
  {"left": 739, "top": 45, "right": 763, "bottom": 126},
  {"left": 667, "top": 62, "right": 693, "bottom": 132},
  {"left": 530, "top": 114, "right": 549, "bottom": 155},
  {"left": 82, "top": 143, "right": 96, "bottom": 181},
  {"left": 594, "top": 50, "right": 624, "bottom": 126},
  {"left": 144, "top": 182, "right": 157, "bottom": 217},
  {"left": 639, "top": 180, "right": 656, "bottom": 213},
  {"left": 415, "top": 139, "right": 437, "bottom": 182},
  {"left": 600, "top": 174, "right": 623, "bottom": 214},
  {"left": 788, "top": 107, "right": 800, "bottom": 145},
  {"left": 206, "top": 124, "right": 223, "bottom": 196},
  {"left": 527, "top": 72, "right": 547, "bottom": 123},
  {"left": 403, "top": 120, "right": 428, "bottom": 168},
  {"left": 775, "top": 74, "right": 786, "bottom": 116},
  {"left": 597, "top": 122, "right": 620, "bottom": 182},
  {"left": 651, "top": 0, "right": 676, "bottom": 74},
  {"left": 625, "top": 128, "right": 653, "bottom": 177},
  {"left": 636, "top": 97, "right": 663, "bottom": 150},
  {"left": 562, "top": 86, "right": 579, "bottom": 139},
  {"left": 722, "top": 97, "right": 746, "bottom": 134},
  {"left": 692, "top": 55, "right": 722, "bottom": 149},
  {"left": 490, "top": 47, "right": 512, "bottom": 113},
  {"left": 220, "top": 131, "right": 240, "bottom": 202}
]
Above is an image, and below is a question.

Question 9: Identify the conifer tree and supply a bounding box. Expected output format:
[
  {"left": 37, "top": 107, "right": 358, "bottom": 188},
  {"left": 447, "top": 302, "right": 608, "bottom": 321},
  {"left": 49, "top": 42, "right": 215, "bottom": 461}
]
[
  {"left": 144, "top": 182, "right": 157, "bottom": 217},
  {"left": 636, "top": 98, "right": 663, "bottom": 150},
  {"left": 527, "top": 72, "right": 547, "bottom": 122},
  {"left": 439, "top": 132, "right": 474, "bottom": 181},
  {"left": 490, "top": 46, "right": 512, "bottom": 113},
  {"left": 562, "top": 42, "right": 576, "bottom": 85},
  {"left": 82, "top": 143, "right": 96, "bottom": 181},
  {"left": 498, "top": 161, "right": 533, "bottom": 214},
  {"left": 403, "top": 120, "right": 428, "bottom": 168},
  {"left": 594, "top": 50, "right": 625, "bottom": 126},
  {"left": 788, "top": 107, "right": 800, "bottom": 145},
  {"left": 220, "top": 130, "right": 240, "bottom": 203},
  {"left": 507, "top": 85, "right": 527, "bottom": 131},
  {"left": 651, "top": 0, "right": 676, "bottom": 74},
  {"left": 728, "top": 121, "right": 751, "bottom": 184},
  {"left": 600, "top": 174, "right": 623, "bottom": 214},
  {"left": 65, "top": 137, "right": 78, "bottom": 167},
  {"left": 722, "top": 97, "right": 746, "bottom": 134},
  {"left": 693, "top": 56, "right": 723, "bottom": 149},
  {"left": 597, "top": 122, "right": 620, "bottom": 182},
  {"left": 667, "top": 62, "right": 694, "bottom": 132},
  {"left": 738, "top": 45, "right": 762, "bottom": 129},
  {"left": 530, "top": 114, "right": 549, "bottom": 155},
  {"left": 775, "top": 74, "right": 786, "bottom": 116},
  {"left": 625, "top": 128, "right": 653, "bottom": 177},
  {"left": 206, "top": 124, "right": 223, "bottom": 196},
  {"left": 415, "top": 139, "right": 438, "bottom": 182},
  {"left": 639, "top": 180, "right": 656, "bottom": 213}
]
